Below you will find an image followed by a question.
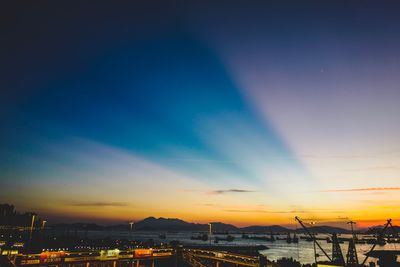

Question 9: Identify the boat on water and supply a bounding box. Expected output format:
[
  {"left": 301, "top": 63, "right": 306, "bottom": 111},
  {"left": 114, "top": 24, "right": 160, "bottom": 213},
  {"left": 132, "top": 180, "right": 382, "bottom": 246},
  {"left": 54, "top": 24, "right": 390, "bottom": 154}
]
[
  {"left": 292, "top": 233, "right": 299, "bottom": 243},
  {"left": 226, "top": 235, "right": 235, "bottom": 242},
  {"left": 270, "top": 231, "right": 275, "bottom": 242},
  {"left": 242, "top": 234, "right": 275, "bottom": 242},
  {"left": 215, "top": 234, "right": 235, "bottom": 243},
  {"left": 190, "top": 233, "right": 208, "bottom": 241},
  {"left": 286, "top": 232, "right": 292, "bottom": 243}
]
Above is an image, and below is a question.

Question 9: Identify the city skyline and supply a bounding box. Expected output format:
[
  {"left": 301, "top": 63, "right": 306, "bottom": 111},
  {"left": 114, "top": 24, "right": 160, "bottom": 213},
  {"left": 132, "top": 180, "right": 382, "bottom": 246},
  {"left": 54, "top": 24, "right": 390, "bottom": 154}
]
[{"left": 1, "top": 2, "right": 400, "bottom": 227}]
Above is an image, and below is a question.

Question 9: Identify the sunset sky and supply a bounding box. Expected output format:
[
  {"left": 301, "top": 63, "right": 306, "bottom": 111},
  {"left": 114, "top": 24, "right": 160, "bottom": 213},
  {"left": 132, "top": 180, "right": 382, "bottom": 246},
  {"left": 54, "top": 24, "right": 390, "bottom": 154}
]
[{"left": 1, "top": 2, "right": 400, "bottom": 228}]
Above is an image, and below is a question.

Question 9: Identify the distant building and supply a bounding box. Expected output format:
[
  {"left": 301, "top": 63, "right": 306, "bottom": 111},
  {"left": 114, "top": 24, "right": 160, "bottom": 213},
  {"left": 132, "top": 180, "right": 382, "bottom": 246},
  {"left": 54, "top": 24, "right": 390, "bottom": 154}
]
[
  {"left": 0, "top": 203, "right": 37, "bottom": 227},
  {"left": 0, "top": 204, "right": 16, "bottom": 217}
]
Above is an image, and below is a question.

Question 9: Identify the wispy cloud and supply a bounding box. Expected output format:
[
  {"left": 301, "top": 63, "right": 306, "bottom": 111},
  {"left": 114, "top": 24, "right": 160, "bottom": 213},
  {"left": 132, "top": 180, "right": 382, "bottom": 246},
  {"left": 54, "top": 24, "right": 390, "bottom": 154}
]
[
  {"left": 300, "top": 216, "right": 349, "bottom": 222},
  {"left": 321, "top": 187, "right": 400, "bottom": 193},
  {"left": 209, "top": 189, "right": 255, "bottom": 195},
  {"left": 300, "top": 151, "right": 400, "bottom": 159},
  {"left": 343, "top": 166, "right": 400, "bottom": 172},
  {"left": 223, "top": 209, "right": 264, "bottom": 213},
  {"left": 71, "top": 202, "right": 129, "bottom": 207},
  {"left": 223, "top": 209, "right": 309, "bottom": 214}
]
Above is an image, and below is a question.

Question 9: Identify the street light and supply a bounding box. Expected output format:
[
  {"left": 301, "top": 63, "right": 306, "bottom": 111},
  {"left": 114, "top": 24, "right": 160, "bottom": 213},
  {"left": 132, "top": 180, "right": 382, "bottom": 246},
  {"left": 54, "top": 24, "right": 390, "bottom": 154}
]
[
  {"left": 129, "top": 221, "right": 134, "bottom": 231},
  {"left": 29, "top": 214, "right": 36, "bottom": 240},
  {"left": 42, "top": 220, "right": 47, "bottom": 230},
  {"left": 208, "top": 223, "right": 212, "bottom": 245}
]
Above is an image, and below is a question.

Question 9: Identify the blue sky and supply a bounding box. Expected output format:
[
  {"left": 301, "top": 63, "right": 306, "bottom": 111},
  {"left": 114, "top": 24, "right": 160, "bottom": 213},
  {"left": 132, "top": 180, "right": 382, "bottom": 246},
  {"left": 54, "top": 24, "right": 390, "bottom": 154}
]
[{"left": 1, "top": 1, "right": 400, "bottom": 226}]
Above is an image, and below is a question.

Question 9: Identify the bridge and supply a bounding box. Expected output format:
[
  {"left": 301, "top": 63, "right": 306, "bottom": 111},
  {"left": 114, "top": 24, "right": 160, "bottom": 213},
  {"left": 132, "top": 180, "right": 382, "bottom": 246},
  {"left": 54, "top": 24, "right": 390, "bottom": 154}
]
[{"left": 4, "top": 248, "right": 279, "bottom": 267}]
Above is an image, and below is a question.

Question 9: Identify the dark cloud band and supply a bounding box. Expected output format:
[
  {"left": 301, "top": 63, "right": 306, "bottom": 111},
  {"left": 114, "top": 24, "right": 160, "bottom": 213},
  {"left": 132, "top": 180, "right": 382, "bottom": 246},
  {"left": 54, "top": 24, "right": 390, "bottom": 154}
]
[
  {"left": 210, "top": 189, "right": 255, "bottom": 194},
  {"left": 71, "top": 202, "right": 128, "bottom": 207}
]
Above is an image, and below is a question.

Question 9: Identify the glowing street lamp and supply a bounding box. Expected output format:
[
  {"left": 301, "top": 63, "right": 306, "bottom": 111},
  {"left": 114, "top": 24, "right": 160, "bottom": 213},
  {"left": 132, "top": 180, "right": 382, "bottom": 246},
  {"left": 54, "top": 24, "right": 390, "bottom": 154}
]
[
  {"left": 208, "top": 223, "right": 212, "bottom": 245},
  {"left": 29, "top": 214, "right": 36, "bottom": 240},
  {"left": 42, "top": 220, "right": 47, "bottom": 230}
]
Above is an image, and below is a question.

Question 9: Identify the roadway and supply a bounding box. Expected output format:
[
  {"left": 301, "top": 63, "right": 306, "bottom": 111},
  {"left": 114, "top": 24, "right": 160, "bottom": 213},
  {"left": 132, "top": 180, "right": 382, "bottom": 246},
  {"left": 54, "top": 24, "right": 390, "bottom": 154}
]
[{"left": 6, "top": 248, "right": 279, "bottom": 267}]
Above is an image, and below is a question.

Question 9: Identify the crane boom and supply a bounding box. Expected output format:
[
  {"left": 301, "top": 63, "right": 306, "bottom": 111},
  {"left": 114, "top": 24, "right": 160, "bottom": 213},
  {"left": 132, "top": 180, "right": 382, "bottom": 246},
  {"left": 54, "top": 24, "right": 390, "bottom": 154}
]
[
  {"left": 295, "top": 216, "right": 332, "bottom": 261},
  {"left": 361, "top": 219, "right": 391, "bottom": 265}
]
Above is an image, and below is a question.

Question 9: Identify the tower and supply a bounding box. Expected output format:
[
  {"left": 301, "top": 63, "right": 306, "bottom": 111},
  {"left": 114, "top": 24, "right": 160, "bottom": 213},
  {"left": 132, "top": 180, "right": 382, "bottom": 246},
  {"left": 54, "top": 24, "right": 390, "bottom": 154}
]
[
  {"left": 346, "top": 239, "right": 359, "bottom": 267},
  {"left": 332, "top": 233, "right": 345, "bottom": 265}
]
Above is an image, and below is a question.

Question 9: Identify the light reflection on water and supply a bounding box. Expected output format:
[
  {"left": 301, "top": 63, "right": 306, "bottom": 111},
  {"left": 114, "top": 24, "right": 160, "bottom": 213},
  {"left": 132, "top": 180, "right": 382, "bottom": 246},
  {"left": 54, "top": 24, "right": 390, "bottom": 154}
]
[{"left": 57, "top": 231, "right": 399, "bottom": 265}]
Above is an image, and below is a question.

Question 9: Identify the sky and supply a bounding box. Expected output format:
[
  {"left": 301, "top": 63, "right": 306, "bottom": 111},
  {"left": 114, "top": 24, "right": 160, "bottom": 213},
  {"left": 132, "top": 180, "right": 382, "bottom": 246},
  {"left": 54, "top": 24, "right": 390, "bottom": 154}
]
[{"left": 1, "top": 1, "right": 400, "bottom": 228}]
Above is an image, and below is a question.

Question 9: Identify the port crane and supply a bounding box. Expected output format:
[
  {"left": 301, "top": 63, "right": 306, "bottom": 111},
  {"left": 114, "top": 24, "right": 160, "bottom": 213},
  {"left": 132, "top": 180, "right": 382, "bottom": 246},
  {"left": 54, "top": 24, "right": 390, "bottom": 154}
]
[
  {"left": 295, "top": 216, "right": 395, "bottom": 267},
  {"left": 361, "top": 219, "right": 392, "bottom": 266},
  {"left": 295, "top": 216, "right": 334, "bottom": 263}
]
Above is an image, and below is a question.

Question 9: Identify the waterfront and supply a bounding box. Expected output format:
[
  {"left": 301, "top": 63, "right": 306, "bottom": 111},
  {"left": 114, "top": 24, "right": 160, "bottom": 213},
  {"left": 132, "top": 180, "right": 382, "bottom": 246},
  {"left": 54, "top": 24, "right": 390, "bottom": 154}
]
[{"left": 44, "top": 230, "right": 398, "bottom": 265}]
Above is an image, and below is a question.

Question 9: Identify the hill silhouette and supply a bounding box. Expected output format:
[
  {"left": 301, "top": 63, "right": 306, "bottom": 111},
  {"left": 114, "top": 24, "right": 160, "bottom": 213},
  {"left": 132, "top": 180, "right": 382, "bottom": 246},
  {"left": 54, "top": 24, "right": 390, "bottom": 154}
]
[{"left": 49, "top": 217, "right": 350, "bottom": 233}]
